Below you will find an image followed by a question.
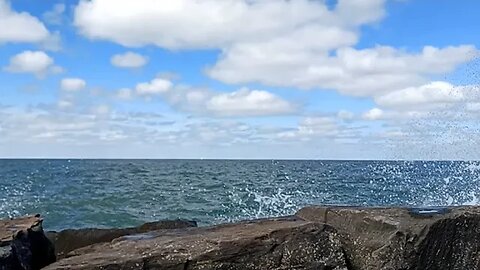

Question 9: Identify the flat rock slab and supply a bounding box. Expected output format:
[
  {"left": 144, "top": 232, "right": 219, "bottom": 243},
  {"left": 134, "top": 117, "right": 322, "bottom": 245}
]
[
  {"left": 47, "top": 219, "right": 197, "bottom": 259},
  {"left": 0, "top": 215, "right": 55, "bottom": 270},
  {"left": 45, "top": 217, "right": 349, "bottom": 270},
  {"left": 0, "top": 215, "right": 42, "bottom": 246}
]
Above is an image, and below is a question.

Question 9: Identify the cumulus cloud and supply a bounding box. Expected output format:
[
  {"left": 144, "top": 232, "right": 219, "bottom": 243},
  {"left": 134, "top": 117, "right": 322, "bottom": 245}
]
[
  {"left": 363, "top": 108, "right": 384, "bottom": 121},
  {"left": 129, "top": 77, "right": 297, "bottom": 117},
  {"left": 0, "top": 0, "right": 53, "bottom": 44},
  {"left": 358, "top": 81, "right": 480, "bottom": 126},
  {"left": 206, "top": 88, "right": 296, "bottom": 116},
  {"left": 74, "top": 0, "right": 374, "bottom": 49},
  {"left": 375, "top": 81, "right": 469, "bottom": 109},
  {"left": 61, "top": 78, "right": 87, "bottom": 92},
  {"left": 111, "top": 52, "right": 148, "bottom": 68},
  {"left": 208, "top": 45, "right": 478, "bottom": 97},
  {"left": 3, "top": 51, "right": 61, "bottom": 77},
  {"left": 73, "top": 0, "right": 479, "bottom": 99},
  {"left": 136, "top": 78, "right": 173, "bottom": 95}
]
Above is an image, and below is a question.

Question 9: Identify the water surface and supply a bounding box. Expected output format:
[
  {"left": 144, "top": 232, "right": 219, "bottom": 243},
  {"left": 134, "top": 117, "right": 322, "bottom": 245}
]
[{"left": 1, "top": 159, "right": 479, "bottom": 231}]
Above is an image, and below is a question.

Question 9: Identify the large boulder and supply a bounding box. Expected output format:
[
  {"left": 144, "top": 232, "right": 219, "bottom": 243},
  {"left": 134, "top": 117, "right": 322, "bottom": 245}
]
[
  {"left": 0, "top": 215, "right": 56, "bottom": 270},
  {"left": 296, "top": 206, "right": 480, "bottom": 270},
  {"left": 46, "top": 219, "right": 197, "bottom": 259},
  {"left": 44, "top": 217, "right": 350, "bottom": 270},
  {"left": 411, "top": 212, "right": 480, "bottom": 270}
]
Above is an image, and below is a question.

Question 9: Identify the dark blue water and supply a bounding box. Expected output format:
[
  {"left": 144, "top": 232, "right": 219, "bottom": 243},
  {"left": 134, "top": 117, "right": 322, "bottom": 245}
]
[{"left": 1, "top": 160, "right": 479, "bottom": 231}]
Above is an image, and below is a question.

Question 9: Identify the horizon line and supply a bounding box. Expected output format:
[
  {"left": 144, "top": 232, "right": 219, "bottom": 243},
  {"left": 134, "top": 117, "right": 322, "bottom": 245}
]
[{"left": 0, "top": 158, "right": 478, "bottom": 162}]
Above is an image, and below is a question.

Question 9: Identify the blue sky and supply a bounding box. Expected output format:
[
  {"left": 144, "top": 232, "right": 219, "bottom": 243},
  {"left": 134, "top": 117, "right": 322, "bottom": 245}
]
[{"left": 0, "top": 0, "right": 479, "bottom": 159}]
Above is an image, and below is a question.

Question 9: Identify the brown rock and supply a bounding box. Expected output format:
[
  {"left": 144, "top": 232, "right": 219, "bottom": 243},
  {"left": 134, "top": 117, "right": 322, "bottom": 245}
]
[
  {"left": 46, "top": 219, "right": 197, "bottom": 259},
  {"left": 412, "top": 213, "right": 480, "bottom": 270},
  {"left": 0, "top": 215, "right": 56, "bottom": 270},
  {"left": 1, "top": 215, "right": 41, "bottom": 245},
  {"left": 296, "top": 206, "right": 480, "bottom": 270},
  {"left": 44, "top": 217, "right": 349, "bottom": 270}
]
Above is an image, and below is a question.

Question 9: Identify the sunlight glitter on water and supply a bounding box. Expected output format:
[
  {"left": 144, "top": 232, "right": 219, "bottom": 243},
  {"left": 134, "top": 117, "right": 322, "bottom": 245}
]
[{"left": 1, "top": 159, "right": 479, "bottom": 230}]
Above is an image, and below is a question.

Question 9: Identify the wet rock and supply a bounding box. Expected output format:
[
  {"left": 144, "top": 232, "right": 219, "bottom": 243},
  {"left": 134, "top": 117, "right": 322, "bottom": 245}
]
[
  {"left": 0, "top": 215, "right": 56, "bottom": 270},
  {"left": 296, "top": 206, "right": 480, "bottom": 270},
  {"left": 46, "top": 219, "right": 197, "bottom": 259},
  {"left": 44, "top": 217, "right": 349, "bottom": 270}
]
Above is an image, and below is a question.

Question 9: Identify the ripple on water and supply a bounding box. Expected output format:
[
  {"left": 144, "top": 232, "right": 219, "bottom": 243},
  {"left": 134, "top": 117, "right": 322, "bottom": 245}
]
[{"left": 0, "top": 159, "right": 479, "bottom": 230}]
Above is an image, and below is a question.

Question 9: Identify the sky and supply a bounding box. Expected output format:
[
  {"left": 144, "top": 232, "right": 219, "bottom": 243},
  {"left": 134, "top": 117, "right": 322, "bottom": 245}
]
[{"left": 0, "top": 0, "right": 479, "bottom": 159}]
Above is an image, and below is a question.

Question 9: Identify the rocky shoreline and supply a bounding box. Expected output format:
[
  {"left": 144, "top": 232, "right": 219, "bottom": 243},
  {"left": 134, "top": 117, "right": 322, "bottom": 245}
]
[{"left": 1, "top": 206, "right": 480, "bottom": 270}]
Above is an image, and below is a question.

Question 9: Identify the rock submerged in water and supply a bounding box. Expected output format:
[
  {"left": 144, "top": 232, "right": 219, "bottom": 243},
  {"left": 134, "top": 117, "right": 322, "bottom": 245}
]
[{"left": 3, "top": 206, "right": 480, "bottom": 269}]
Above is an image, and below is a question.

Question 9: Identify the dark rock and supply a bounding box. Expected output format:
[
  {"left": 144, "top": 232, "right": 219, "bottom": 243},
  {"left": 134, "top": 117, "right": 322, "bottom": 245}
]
[
  {"left": 46, "top": 219, "right": 197, "bottom": 259},
  {"left": 296, "top": 206, "right": 480, "bottom": 270},
  {"left": 44, "top": 217, "right": 350, "bottom": 270},
  {"left": 0, "top": 215, "right": 56, "bottom": 270},
  {"left": 412, "top": 213, "right": 480, "bottom": 270}
]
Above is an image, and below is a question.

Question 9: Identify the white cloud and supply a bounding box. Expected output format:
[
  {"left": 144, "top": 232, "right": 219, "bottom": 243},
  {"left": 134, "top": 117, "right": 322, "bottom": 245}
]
[
  {"left": 208, "top": 45, "right": 478, "bottom": 97},
  {"left": 363, "top": 108, "right": 384, "bottom": 120},
  {"left": 128, "top": 77, "right": 297, "bottom": 117},
  {"left": 275, "top": 115, "right": 363, "bottom": 143},
  {"left": 1, "top": 101, "right": 479, "bottom": 159},
  {"left": 335, "top": 0, "right": 386, "bottom": 26},
  {"left": 136, "top": 78, "right": 173, "bottom": 95},
  {"left": 74, "top": 0, "right": 373, "bottom": 49},
  {"left": 43, "top": 3, "right": 66, "bottom": 25},
  {"left": 357, "top": 81, "right": 480, "bottom": 125},
  {"left": 375, "top": 81, "right": 468, "bottom": 109},
  {"left": 111, "top": 52, "right": 148, "bottom": 68},
  {"left": 73, "top": 0, "right": 478, "bottom": 99},
  {"left": 61, "top": 78, "right": 87, "bottom": 92},
  {"left": 0, "top": 0, "right": 52, "bottom": 44},
  {"left": 298, "top": 117, "right": 339, "bottom": 137},
  {"left": 3, "top": 51, "right": 60, "bottom": 77},
  {"left": 206, "top": 88, "right": 296, "bottom": 116}
]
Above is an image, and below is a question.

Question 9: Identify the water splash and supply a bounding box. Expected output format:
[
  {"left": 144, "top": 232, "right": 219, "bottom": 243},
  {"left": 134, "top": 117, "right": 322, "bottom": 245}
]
[{"left": 1, "top": 159, "right": 479, "bottom": 230}]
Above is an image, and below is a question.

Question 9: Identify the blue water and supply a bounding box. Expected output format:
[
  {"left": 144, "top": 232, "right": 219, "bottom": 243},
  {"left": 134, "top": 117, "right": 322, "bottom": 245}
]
[{"left": 1, "top": 159, "right": 479, "bottom": 231}]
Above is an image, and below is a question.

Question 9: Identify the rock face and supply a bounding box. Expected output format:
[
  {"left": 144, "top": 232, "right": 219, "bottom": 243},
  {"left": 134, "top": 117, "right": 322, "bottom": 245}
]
[
  {"left": 46, "top": 219, "right": 197, "bottom": 259},
  {"left": 296, "top": 206, "right": 480, "bottom": 270},
  {"left": 0, "top": 215, "right": 56, "bottom": 270},
  {"left": 5, "top": 206, "right": 480, "bottom": 270},
  {"left": 412, "top": 213, "right": 480, "bottom": 270},
  {"left": 44, "top": 217, "right": 350, "bottom": 270}
]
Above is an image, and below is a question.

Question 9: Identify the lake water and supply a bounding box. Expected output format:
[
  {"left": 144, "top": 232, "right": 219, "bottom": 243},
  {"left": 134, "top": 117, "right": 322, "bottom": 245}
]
[{"left": 1, "top": 159, "right": 479, "bottom": 231}]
